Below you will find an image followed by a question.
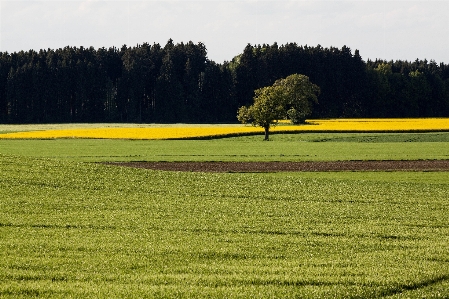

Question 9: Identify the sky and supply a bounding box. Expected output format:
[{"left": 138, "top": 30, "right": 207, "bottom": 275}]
[{"left": 1, "top": 0, "right": 449, "bottom": 64}]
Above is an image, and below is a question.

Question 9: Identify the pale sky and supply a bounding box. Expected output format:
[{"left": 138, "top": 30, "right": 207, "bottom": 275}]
[{"left": 1, "top": 0, "right": 448, "bottom": 64}]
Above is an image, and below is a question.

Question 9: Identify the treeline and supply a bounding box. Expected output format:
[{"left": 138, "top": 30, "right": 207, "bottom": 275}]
[{"left": 1, "top": 40, "right": 449, "bottom": 123}]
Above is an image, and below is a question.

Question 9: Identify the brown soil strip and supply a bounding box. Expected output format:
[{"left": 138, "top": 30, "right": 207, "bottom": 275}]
[{"left": 107, "top": 160, "right": 449, "bottom": 172}]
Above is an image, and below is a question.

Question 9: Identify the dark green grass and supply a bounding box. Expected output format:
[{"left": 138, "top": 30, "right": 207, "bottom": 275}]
[
  {"left": 1, "top": 132, "right": 449, "bottom": 162},
  {"left": 1, "top": 155, "right": 448, "bottom": 298}
]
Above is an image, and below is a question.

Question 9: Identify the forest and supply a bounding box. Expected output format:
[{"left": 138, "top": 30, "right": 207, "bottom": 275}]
[{"left": 1, "top": 39, "right": 449, "bottom": 124}]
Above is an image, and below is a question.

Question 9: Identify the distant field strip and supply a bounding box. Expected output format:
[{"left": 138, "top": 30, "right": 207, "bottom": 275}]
[{"left": 0, "top": 118, "right": 448, "bottom": 139}]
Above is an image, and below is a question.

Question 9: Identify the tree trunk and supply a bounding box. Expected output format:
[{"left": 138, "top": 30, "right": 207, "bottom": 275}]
[{"left": 264, "top": 125, "right": 270, "bottom": 141}]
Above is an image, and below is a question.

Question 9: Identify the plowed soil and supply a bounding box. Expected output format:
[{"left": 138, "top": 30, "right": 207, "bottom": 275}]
[{"left": 108, "top": 160, "right": 449, "bottom": 172}]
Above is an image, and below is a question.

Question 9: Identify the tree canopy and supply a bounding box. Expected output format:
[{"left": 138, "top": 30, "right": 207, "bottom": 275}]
[
  {"left": 237, "top": 74, "right": 320, "bottom": 140},
  {"left": 0, "top": 41, "right": 448, "bottom": 124}
]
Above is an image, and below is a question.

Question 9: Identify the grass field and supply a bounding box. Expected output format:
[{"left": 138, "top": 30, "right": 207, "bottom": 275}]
[
  {"left": 1, "top": 122, "right": 449, "bottom": 298},
  {"left": 1, "top": 132, "right": 449, "bottom": 162},
  {"left": 1, "top": 155, "right": 448, "bottom": 298}
]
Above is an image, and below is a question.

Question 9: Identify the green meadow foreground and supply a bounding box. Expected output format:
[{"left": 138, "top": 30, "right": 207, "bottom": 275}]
[{"left": 0, "top": 132, "right": 449, "bottom": 298}]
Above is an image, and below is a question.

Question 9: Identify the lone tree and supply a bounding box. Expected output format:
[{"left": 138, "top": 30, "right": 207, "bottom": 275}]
[{"left": 237, "top": 74, "right": 320, "bottom": 140}]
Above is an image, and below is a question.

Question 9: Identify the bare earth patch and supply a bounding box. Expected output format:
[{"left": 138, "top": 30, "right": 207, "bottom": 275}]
[{"left": 108, "top": 160, "right": 449, "bottom": 172}]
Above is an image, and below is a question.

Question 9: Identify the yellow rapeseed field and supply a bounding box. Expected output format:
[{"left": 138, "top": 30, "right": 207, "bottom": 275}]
[
  {"left": 0, "top": 118, "right": 448, "bottom": 139},
  {"left": 305, "top": 118, "right": 449, "bottom": 132}
]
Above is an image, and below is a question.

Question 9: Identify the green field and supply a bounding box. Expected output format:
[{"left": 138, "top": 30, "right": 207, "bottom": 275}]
[
  {"left": 1, "top": 132, "right": 449, "bottom": 162},
  {"left": 1, "top": 132, "right": 449, "bottom": 298}
]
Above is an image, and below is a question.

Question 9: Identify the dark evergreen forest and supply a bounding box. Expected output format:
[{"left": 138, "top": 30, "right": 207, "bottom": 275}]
[{"left": 1, "top": 39, "right": 449, "bottom": 124}]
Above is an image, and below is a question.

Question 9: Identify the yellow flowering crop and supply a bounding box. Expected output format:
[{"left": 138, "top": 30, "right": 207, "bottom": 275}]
[
  {"left": 0, "top": 118, "right": 448, "bottom": 139},
  {"left": 0, "top": 127, "right": 260, "bottom": 140},
  {"left": 305, "top": 118, "right": 449, "bottom": 132}
]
